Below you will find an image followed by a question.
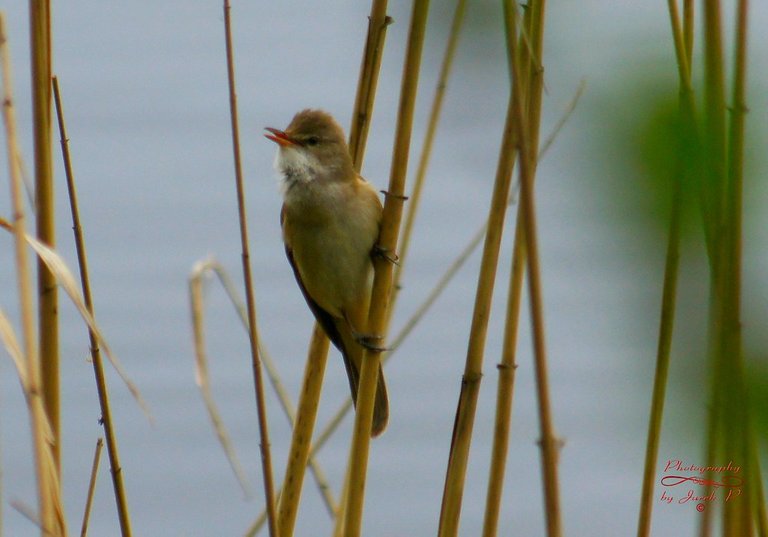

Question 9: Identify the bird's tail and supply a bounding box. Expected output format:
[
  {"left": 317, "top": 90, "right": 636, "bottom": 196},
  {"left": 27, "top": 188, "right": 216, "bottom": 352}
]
[{"left": 341, "top": 350, "right": 389, "bottom": 437}]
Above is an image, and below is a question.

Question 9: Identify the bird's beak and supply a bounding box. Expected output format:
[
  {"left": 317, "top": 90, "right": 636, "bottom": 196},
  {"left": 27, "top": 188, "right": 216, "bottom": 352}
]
[{"left": 264, "top": 127, "right": 297, "bottom": 147}]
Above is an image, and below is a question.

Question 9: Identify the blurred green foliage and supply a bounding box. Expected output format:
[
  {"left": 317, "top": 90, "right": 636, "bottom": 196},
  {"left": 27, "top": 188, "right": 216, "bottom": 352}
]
[{"left": 589, "top": 61, "right": 768, "bottom": 452}]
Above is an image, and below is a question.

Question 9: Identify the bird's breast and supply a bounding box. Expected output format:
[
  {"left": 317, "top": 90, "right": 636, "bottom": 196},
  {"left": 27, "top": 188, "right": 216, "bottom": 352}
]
[{"left": 282, "top": 181, "right": 380, "bottom": 317}]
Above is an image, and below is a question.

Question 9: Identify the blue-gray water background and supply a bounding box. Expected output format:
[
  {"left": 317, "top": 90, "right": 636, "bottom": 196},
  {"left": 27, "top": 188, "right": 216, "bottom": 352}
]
[{"left": 1, "top": 1, "right": 767, "bottom": 535}]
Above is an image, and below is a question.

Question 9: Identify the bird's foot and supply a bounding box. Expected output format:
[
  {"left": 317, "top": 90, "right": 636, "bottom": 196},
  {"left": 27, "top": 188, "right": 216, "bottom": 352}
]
[
  {"left": 347, "top": 319, "right": 389, "bottom": 352},
  {"left": 354, "top": 332, "right": 387, "bottom": 353},
  {"left": 372, "top": 243, "right": 399, "bottom": 265},
  {"left": 345, "top": 315, "right": 388, "bottom": 352}
]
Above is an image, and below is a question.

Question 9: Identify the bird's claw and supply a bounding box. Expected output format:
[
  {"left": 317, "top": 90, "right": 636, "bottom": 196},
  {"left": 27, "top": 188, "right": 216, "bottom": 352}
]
[
  {"left": 344, "top": 314, "right": 388, "bottom": 352},
  {"left": 348, "top": 325, "right": 387, "bottom": 352},
  {"left": 372, "top": 243, "right": 400, "bottom": 265},
  {"left": 354, "top": 332, "right": 388, "bottom": 353}
]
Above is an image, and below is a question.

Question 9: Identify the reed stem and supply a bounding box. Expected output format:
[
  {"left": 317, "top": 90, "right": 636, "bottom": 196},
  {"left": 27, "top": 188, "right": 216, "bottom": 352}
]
[
  {"left": 437, "top": 4, "right": 523, "bottom": 529},
  {"left": 506, "top": 2, "right": 561, "bottom": 534},
  {"left": 635, "top": 166, "right": 683, "bottom": 537},
  {"left": 343, "top": 1, "right": 430, "bottom": 535},
  {"left": 222, "top": 2, "right": 278, "bottom": 535},
  {"left": 390, "top": 0, "right": 468, "bottom": 320},
  {"left": 52, "top": 76, "right": 133, "bottom": 537},
  {"left": 276, "top": 3, "right": 391, "bottom": 534},
  {"left": 1, "top": 14, "right": 65, "bottom": 536},
  {"left": 437, "top": 94, "right": 517, "bottom": 537},
  {"left": 635, "top": 3, "right": 695, "bottom": 534},
  {"left": 79, "top": 439, "right": 103, "bottom": 537},
  {"left": 30, "top": 0, "right": 61, "bottom": 480},
  {"left": 480, "top": 208, "right": 525, "bottom": 537},
  {"left": 276, "top": 327, "right": 330, "bottom": 537},
  {"left": 192, "top": 263, "right": 337, "bottom": 510},
  {"left": 723, "top": 1, "right": 762, "bottom": 533},
  {"left": 348, "top": 0, "right": 391, "bottom": 172}
]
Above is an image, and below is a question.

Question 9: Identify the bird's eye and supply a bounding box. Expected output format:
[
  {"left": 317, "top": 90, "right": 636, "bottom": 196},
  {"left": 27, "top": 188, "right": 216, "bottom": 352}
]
[{"left": 306, "top": 136, "right": 320, "bottom": 146}]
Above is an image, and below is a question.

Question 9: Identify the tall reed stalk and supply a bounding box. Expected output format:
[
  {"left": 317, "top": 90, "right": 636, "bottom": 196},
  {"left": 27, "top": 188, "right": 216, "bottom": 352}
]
[
  {"left": 275, "top": 326, "right": 330, "bottom": 537},
  {"left": 348, "top": 0, "right": 391, "bottom": 172},
  {"left": 504, "top": 2, "right": 562, "bottom": 535},
  {"left": 635, "top": 3, "right": 695, "bottom": 535},
  {"left": 390, "top": 0, "right": 468, "bottom": 320},
  {"left": 1, "top": 14, "right": 66, "bottom": 536},
  {"left": 275, "top": 3, "right": 391, "bottom": 535},
  {"left": 343, "top": 2, "right": 430, "bottom": 535},
  {"left": 438, "top": 1, "right": 558, "bottom": 534},
  {"left": 480, "top": 209, "right": 524, "bottom": 537},
  {"left": 222, "top": 2, "right": 278, "bottom": 535},
  {"left": 29, "top": 0, "right": 61, "bottom": 478},
  {"left": 437, "top": 64, "right": 519, "bottom": 537},
  {"left": 700, "top": 1, "right": 739, "bottom": 536},
  {"left": 683, "top": 1, "right": 768, "bottom": 535},
  {"left": 52, "top": 76, "right": 133, "bottom": 537}
]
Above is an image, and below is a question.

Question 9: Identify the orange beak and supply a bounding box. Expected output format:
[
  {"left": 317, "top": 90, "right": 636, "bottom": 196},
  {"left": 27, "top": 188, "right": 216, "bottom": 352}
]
[{"left": 264, "top": 127, "right": 297, "bottom": 147}]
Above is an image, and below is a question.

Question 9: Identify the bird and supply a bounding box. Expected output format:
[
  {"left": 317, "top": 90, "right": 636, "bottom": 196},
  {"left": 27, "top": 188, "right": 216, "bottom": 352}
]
[{"left": 265, "top": 109, "right": 389, "bottom": 437}]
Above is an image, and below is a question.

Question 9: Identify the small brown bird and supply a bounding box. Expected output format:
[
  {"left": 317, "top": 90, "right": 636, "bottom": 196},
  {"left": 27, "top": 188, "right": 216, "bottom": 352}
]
[{"left": 265, "top": 109, "right": 389, "bottom": 437}]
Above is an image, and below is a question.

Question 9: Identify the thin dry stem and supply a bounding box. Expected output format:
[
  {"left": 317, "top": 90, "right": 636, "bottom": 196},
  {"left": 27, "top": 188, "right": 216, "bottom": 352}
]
[
  {"left": 666, "top": 0, "right": 692, "bottom": 89},
  {"left": 683, "top": 0, "right": 694, "bottom": 67},
  {"left": 79, "top": 439, "right": 103, "bottom": 537},
  {"left": 332, "top": 464, "right": 351, "bottom": 537},
  {"left": 348, "top": 0, "right": 390, "bottom": 172},
  {"left": 0, "top": 305, "right": 30, "bottom": 386},
  {"left": 391, "top": 0, "right": 468, "bottom": 320},
  {"left": 724, "top": 1, "right": 763, "bottom": 532},
  {"left": 635, "top": 3, "right": 694, "bottom": 532},
  {"left": 3, "top": 226, "right": 151, "bottom": 419},
  {"left": 189, "top": 267, "right": 251, "bottom": 497},
  {"left": 437, "top": 3, "right": 525, "bottom": 533},
  {"left": 10, "top": 501, "right": 56, "bottom": 537},
  {"left": 187, "top": 259, "right": 337, "bottom": 536},
  {"left": 506, "top": 2, "right": 562, "bottom": 535},
  {"left": 437, "top": 93, "right": 518, "bottom": 537},
  {"left": 343, "top": 1, "right": 430, "bottom": 535},
  {"left": 636, "top": 173, "right": 683, "bottom": 537},
  {"left": 53, "top": 75, "right": 134, "bottom": 537},
  {"left": 190, "top": 260, "right": 339, "bottom": 516},
  {"left": 481, "top": 210, "right": 525, "bottom": 537},
  {"left": 222, "top": 2, "right": 278, "bottom": 535}
]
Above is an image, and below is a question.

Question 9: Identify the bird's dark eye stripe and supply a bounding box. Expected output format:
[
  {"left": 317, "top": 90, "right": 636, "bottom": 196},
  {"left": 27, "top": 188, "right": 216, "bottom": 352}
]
[{"left": 305, "top": 136, "right": 320, "bottom": 146}]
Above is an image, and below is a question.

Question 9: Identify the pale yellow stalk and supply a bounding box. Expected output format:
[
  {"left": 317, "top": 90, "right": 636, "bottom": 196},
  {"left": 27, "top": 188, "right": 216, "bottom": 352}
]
[
  {"left": 343, "top": 1, "right": 431, "bottom": 535},
  {"left": 275, "top": 3, "right": 391, "bottom": 535},
  {"left": 1, "top": 15, "right": 66, "bottom": 536}
]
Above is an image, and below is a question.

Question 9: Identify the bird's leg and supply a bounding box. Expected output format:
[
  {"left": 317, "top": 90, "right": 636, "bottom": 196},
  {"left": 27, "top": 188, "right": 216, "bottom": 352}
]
[
  {"left": 344, "top": 313, "right": 387, "bottom": 352},
  {"left": 372, "top": 189, "right": 409, "bottom": 265}
]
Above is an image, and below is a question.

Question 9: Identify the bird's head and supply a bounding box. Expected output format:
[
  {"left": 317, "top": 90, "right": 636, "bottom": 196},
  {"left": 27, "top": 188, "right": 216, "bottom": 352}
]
[{"left": 265, "top": 109, "right": 354, "bottom": 185}]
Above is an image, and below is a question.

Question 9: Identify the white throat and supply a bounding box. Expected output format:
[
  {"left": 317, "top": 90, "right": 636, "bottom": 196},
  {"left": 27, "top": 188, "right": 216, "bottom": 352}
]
[{"left": 274, "top": 147, "right": 318, "bottom": 197}]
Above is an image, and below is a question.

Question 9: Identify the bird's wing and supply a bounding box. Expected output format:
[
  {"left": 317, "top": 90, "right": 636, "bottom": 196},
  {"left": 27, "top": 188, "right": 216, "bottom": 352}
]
[
  {"left": 280, "top": 205, "right": 344, "bottom": 351},
  {"left": 283, "top": 244, "right": 344, "bottom": 348}
]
